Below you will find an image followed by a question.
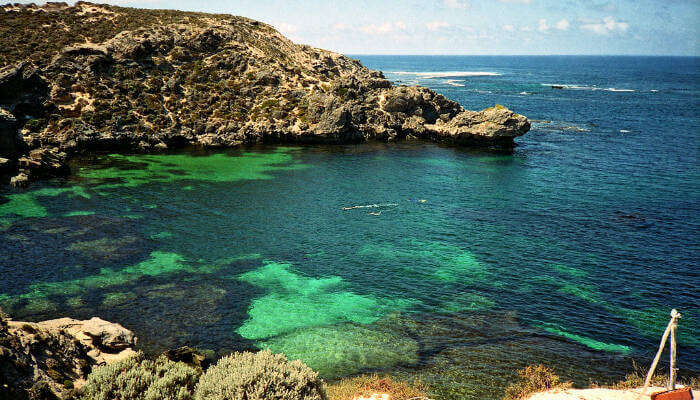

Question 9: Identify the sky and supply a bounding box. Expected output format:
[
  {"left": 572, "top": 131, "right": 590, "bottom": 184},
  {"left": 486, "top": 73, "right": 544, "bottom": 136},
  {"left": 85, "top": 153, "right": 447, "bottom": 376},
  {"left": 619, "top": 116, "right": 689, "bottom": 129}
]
[{"left": 17, "top": 0, "right": 700, "bottom": 55}]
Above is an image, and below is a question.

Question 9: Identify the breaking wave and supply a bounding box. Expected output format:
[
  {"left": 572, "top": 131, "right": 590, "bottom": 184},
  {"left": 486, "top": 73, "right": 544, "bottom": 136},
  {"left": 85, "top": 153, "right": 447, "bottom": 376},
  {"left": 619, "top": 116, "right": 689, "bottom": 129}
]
[
  {"left": 605, "top": 88, "right": 635, "bottom": 92},
  {"left": 444, "top": 79, "right": 465, "bottom": 87},
  {"left": 391, "top": 71, "right": 501, "bottom": 78},
  {"left": 543, "top": 84, "right": 635, "bottom": 92}
]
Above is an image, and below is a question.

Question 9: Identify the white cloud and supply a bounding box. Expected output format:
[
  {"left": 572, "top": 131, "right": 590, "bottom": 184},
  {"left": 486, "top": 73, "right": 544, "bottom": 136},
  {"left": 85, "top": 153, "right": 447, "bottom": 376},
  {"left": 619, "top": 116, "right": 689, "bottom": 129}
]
[
  {"left": 520, "top": 26, "right": 532, "bottom": 32},
  {"left": 537, "top": 18, "right": 549, "bottom": 32},
  {"left": 581, "top": 16, "right": 629, "bottom": 35},
  {"left": 555, "top": 18, "right": 570, "bottom": 30},
  {"left": 503, "top": 24, "right": 515, "bottom": 32},
  {"left": 332, "top": 23, "right": 348, "bottom": 31},
  {"left": 444, "top": 0, "right": 468, "bottom": 9},
  {"left": 426, "top": 20, "right": 450, "bottom": 31},
  {"left": 359, "top": 21, "right": 407, "bottom": 35},
  {"left": 497, "top": 0, "right": 533, "bottom": 3}
]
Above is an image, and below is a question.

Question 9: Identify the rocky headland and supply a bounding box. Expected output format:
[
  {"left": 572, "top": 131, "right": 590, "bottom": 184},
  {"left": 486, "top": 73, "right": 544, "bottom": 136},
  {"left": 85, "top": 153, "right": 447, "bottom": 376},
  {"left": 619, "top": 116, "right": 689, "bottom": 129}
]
[{"left": 0, "top": 2, "right": 529, "bottom": 187}]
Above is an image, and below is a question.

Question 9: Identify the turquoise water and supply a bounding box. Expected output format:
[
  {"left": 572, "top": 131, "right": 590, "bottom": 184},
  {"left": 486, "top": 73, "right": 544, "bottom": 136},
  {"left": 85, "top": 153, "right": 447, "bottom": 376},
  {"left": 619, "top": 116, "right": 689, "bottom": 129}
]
[{"left": 1, "top": 56, "right": 698, "bottom": 399}]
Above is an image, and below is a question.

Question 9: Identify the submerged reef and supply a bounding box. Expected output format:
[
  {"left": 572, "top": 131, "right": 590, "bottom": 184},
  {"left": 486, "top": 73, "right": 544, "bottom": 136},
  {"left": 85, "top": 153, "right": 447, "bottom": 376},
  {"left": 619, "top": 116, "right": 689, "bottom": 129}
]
[{"left": 0, "top": 2, "right": 529, "bottom": 186}]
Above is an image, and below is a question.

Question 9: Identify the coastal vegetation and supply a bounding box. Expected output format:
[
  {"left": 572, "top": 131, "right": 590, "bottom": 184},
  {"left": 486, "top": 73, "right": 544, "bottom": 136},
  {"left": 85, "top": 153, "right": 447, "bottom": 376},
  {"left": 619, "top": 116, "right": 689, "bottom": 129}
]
[
  {"left": 325, "top": 374, "right": 428, "bottom": 400},
  {"left": 2, "top": 308, "right": 699, "bottom": 400},
  {"left": 502, "top": 365, "right": 571, "bottom": 400},
  {"left": 80, "top": 352, "right": 201, "bottom": 400},
  {"left": 194, "top": 350, "right": 326, "bottom": 400}
]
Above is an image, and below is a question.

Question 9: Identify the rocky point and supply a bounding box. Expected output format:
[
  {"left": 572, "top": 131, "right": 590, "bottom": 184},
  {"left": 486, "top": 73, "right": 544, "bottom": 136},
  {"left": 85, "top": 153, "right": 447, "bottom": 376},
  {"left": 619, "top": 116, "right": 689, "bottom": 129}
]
[{"left": 0, "top": 2, "right": 530, "bottom": 186}]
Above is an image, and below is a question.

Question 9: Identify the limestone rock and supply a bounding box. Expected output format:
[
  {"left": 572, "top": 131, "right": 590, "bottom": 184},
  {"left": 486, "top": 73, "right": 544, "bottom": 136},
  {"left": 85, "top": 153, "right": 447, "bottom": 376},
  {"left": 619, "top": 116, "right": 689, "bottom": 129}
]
[
  {"left": 11, "top": 148, "right": 69, "bottom": 187},
  {"left": 426, "top": 105, "right": 531, "bottom": 145},
  {"left": 1, "top": 315, "right": 137, "bottom": 399},
  {"left": 77, "top": 317, "right": 137, "bottom": 352},
  {"left": 9, "top": 172, "right": 29, "bottom": 188}
]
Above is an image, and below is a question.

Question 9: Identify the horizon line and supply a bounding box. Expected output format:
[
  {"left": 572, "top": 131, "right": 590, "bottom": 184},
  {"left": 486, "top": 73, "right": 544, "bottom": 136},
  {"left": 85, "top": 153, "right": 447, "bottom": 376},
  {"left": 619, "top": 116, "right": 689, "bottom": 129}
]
[{"left": 343, "top": 53, "right": 700, "bottom": 58}]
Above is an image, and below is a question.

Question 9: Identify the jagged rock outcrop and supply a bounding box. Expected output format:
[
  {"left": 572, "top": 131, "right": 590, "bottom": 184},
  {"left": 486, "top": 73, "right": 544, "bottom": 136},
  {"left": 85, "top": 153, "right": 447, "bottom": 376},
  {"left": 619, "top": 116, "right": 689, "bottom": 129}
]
[
  {"left": 0, "top": 2, "right": 530, "bottom": 186},
  {"left": 0, "top": 314, "right": 137, "bottom": 400}
]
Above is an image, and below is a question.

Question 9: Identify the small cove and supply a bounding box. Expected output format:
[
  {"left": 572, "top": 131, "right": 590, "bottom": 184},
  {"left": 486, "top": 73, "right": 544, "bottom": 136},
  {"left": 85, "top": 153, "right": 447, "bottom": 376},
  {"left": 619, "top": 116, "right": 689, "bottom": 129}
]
[{"left": 2, "top": 55, "right": 698, "bottom": 399}]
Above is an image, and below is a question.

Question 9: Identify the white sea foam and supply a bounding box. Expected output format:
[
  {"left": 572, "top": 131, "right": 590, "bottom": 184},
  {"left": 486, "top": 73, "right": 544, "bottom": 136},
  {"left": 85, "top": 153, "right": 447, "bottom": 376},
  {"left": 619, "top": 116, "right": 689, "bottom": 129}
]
[
  {"left": 543, "top": 83, "right": 595, "bottom": 90},
  {"left": 464, "top": 89, "right": 493, "bottom": 94},
  {"left": 391, "top": 71, "right": 501, "bottom": 78},
  {"left": 605, "top": 88, "right": 635, "bottom": 92},
  {"left": 650, "top": 89, "right": 659, "bottom": 92},
  {"left": 619, "top": 129, "right": 631, "bottom": 133},
  {"left": 444, "top": 79, "right": 465, "bottom": 87},
  {"left": 543, "top": 84, "right": 635, "bottom": 92}
]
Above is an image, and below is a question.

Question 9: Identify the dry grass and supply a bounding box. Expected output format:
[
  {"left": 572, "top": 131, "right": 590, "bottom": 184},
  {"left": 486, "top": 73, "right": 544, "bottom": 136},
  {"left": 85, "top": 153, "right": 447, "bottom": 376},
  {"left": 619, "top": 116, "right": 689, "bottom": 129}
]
[
  {"left": 326, "top": 374, "right": 431, "bottom": 400},
  {"left": 612, "top": 361, "right": 700, "bottom": 390},
  {"left": 502, "top": 365, "right": 571, "bottom": 400}
]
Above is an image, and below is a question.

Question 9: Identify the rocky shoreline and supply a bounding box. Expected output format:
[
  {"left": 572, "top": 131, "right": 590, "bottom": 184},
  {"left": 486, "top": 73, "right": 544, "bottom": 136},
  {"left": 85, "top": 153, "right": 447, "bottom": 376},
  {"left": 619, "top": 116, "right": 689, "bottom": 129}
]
[
  {"left": 0, "top": 2, "right": 529, "bottom": 187},
  {"left": 0, "top": 313, "right": 137, "bottom": 399}
]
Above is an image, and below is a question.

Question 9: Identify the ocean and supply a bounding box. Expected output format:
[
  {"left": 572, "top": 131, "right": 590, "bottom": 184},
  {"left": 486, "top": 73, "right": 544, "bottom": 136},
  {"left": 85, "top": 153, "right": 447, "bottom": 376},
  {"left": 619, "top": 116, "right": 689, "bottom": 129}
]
[{"left": 1, "top": 55, "right": 698, "bottom": 399}]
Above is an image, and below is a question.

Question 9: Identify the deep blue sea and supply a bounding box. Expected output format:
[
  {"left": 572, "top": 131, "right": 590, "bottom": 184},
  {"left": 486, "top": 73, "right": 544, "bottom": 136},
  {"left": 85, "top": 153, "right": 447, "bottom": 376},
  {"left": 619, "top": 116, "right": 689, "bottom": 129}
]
[{"left": 1, "top": 56, "right": 698, "bottom": 399}]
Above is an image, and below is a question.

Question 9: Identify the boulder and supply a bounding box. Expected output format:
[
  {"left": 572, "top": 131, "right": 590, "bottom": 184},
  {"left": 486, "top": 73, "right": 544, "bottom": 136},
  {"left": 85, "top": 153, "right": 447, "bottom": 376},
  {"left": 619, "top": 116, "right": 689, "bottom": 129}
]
[
  {"left": 162, "top": 346, "right": 205, "bottom": 368},
  {"left": 11, "top": 148, "right": 69, "bottom": 187},
  {"left": 79, "top": 317, "right": 137, "bottom": 352},
  {"left": 9, "top": 172, "right": 30, "bottom": 188},
  {"left": 1, "top": 315, "right": 137, "bottom": 399},
  {"left": 425, "top": 105, "right": 531, "bottom": 146}
]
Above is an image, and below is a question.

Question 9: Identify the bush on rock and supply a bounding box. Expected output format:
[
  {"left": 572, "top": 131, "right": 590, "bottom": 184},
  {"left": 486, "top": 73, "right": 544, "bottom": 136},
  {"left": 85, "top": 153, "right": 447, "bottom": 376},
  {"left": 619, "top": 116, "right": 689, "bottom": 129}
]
[
  {"left": 80, "top": 352, "right": 201, "bottom": 400},
  {"left": 194, "top": 349, "right": 327, "bottom": 400}
]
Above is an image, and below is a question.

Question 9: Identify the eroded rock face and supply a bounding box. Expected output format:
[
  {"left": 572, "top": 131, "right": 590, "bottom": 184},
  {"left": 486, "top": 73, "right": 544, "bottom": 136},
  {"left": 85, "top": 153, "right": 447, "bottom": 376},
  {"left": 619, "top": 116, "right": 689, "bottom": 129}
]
[
  {"left": 0, "top": 315, "right": 137, "bottom": 400},
  {"left": 0, "top": 2, "right": 530, "bottom": 186},
  {"left": 427, "top": 105, "right": 531, "bottom": 146}
]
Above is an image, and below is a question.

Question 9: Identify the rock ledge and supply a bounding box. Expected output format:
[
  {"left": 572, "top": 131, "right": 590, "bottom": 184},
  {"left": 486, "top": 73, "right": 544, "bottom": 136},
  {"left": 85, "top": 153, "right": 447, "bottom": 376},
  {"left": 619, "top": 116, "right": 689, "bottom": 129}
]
[{"left": 1, "top": 315, "right": 137, "bottom": 399}]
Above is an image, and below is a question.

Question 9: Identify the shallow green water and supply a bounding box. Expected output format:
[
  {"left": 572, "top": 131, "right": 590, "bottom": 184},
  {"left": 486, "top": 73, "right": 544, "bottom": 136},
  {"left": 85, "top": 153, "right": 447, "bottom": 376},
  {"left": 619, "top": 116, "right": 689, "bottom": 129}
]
[{"left": 1, "top": 142, "right": 697, "bottom": 399}]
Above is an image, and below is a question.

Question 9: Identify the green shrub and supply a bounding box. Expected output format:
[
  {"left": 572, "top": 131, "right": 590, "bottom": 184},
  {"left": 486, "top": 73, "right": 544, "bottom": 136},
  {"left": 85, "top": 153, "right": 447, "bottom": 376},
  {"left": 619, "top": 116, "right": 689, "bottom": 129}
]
[
  {"left": 80, "top": 352, "right": 201, "bottom": 400},
  {"left": 194, "top": 349, "right": 327, "bottom": 400}
]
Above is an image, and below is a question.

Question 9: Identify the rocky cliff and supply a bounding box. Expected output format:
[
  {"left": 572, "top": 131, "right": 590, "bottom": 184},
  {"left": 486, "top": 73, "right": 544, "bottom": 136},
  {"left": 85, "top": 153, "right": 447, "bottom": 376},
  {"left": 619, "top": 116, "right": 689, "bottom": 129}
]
[
  {"left": 0, "top": 312, "right": 137, "bottom": 400},
  {"left": 0, "top": 2, "right": 530, "bottom": 186}
]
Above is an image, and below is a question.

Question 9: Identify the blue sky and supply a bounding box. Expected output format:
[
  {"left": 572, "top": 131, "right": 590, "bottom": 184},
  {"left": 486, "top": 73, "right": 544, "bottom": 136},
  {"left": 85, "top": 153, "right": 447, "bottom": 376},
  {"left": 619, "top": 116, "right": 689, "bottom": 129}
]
[{"left": 21, "top": 1, "right": 700, "bottom": 55}]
